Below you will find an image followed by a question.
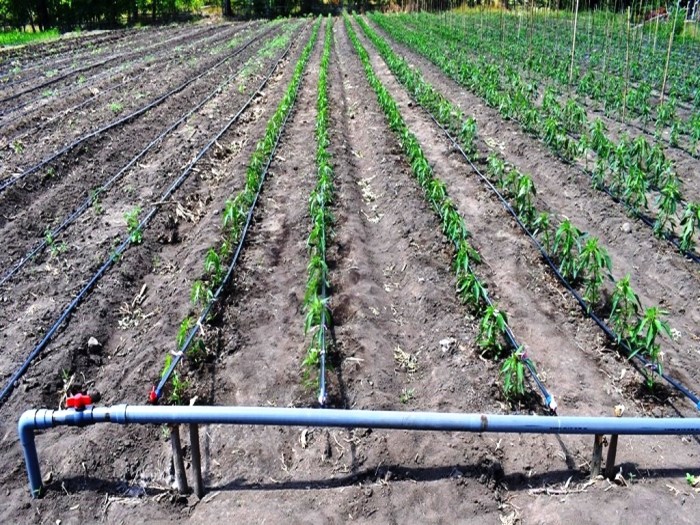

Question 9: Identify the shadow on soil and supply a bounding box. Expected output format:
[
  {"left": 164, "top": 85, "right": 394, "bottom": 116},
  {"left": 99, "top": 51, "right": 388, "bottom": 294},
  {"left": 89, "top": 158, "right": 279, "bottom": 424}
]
[{"left": 45, "top": 462, "right": 694, "bottom": 499}]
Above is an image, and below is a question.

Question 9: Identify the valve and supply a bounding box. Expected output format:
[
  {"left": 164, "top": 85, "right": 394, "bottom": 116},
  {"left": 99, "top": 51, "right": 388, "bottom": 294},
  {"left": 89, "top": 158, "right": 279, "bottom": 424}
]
[
  {"left": 148, "top": 386, "right": 159, "bottom": 404},
  {"left": 66, "top": 390, "right": 101, "bottom": 411}
]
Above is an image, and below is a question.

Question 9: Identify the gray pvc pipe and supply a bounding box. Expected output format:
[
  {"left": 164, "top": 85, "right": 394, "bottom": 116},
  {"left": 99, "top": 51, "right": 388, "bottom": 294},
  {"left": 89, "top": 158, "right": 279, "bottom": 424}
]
[{"left": 19, "top": 405, "right": 700, "bottom": 497}]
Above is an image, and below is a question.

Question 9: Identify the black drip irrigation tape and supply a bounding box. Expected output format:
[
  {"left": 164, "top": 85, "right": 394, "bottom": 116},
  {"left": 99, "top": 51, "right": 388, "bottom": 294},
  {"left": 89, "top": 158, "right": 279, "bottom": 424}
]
[
  {"left": 0, "top": 23, "right": 306, "bottom": 408},
  {"left": 0, "top": 24, "right": 244, "bottom": 122},
  {"left": 0, "top": 26, "right": 153, "bottom": 79},
  {"left": 0, "top": 24, "right": 284, "bottom": 288},
  {"left": 0, "top": 24, "right": 220, "bottom": 93},
  {"left": 423, "top": 105, "right": 700, "bottom": 412},
  {"left": 550, "top": 131, "right": 700, "bottom": 266},
  {"left": 353, "top": 18, "right": 556, "bottom": 413},
  {"left": 376, "top": 17, "right": 700, "bottom": 266},
  {"left": 2, "top": 25, "right": 247, "bottom": 147},
  {"left": 587, "top": 173, "right": 700, "bottom": 266},
  {"left": 0, "top": 24, "right": 226, "bottom": 108},
  {"left": 153, "top": 28, "right": 307, "bottom": 401},
  {"left": 0, "top": 23, "right": 271, "bottom": 195},
  {"left": 318, "top": 277, "right": 329, "bottom": 405}
]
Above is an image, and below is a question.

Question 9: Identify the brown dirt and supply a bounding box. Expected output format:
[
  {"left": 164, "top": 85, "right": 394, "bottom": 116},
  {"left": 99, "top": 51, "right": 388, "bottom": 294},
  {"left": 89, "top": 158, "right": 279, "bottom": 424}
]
[
  {"left": 0, "top": 16, "right": 698, "bottom": 525},
  {"left": 363, "top": 15, "right": 700, "bottom": 523}
]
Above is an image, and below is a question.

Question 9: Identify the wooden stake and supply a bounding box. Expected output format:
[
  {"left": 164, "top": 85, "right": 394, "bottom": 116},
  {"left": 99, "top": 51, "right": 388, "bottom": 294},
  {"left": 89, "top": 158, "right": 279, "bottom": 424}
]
[
  {"left": 591, "top": 434, "right": 605, "bottom": 477},
  {"left": 623, "top": 6, "right": 632, "bottom": 122},
  {"left": 569, "top": 0, "right": 580, "bottom": 85},
  {"left": 170, "top": 424, "right": 189, "bottom": 495},
  {"left": 605, "top": 406, "right": 623, "bottom": 479},
  {"left": 661, "top": 0, "right": 682, "bottom": 104},
  {"left": 189, "top": 424, "right": 204, "bottom": 499},
  {"left": 653, "top": 7, "right": 660, "bottom": 54}
]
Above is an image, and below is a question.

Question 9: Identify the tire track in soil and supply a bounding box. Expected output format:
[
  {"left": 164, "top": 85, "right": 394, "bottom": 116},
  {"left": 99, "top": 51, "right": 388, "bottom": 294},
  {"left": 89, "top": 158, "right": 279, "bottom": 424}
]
[
  {"left": 0, "top": 23, "right": 315, "bottom": 525},
  {"left": 366, "top": 18, "right": 700, "bottom": 395},
  {"left": 185, "top": 19, "right": 503, "bottom": 525},
  {"left": 359, "top": 17, "right": 700, "bottom": 521}
]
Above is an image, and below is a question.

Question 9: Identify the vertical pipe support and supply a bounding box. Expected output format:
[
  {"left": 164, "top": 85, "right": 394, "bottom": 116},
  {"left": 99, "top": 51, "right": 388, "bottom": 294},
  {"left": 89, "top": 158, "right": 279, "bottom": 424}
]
[
  {"left": 605, "top": 434, "right": 619, "bottom": 480},
  {"left": 189, "top": 424, "right": 204, "bottom": 499},
  {"left": 591, "top": 434, "right": 605, "bottom": 477},
  {"left": 605, "top": 406, "right": 623, "bottom": 479},
  {"left": 170, "top": 424, "right": 189, "bottom": 494}
]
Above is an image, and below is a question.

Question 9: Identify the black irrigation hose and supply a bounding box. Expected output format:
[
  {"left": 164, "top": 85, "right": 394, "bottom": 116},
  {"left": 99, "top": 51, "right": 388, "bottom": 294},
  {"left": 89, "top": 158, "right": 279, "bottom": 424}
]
[
  {"left": 587, "top": 174, "right": 700, "bottom": 266},
  {"left": 0, "top": 24, "right": 244, "bottom": 121},
  {"left": 154, "top": 28, "right": 306, "bottom": 401},
  {"left": 376, "top": 16, "right": 700, "bottom": 266},
  {"left": 0, "top": 25, "right": 279, "bottom": 287},
  {"left": 425, "top": 108, "right": 700, "bottom": 412},
  {"left": 0, "top": 23, "right": 272, "bottom": 195},
  {"left": 0, "top": 23, "right": 304, "bottom": 408},
  {"left": 2, "top": 25, "right": 246, "bottom": 146},
  {"left": 550, "top": 133, "right": 700, "bottom": 266},
  {"left": 0, "top": 26, "right": 155, "bottom": 79},
  {"left": 0, "top": 24, "right": 220, "bottom": 93},
  {"left": 318, "top": 277, "right": 329, "bottom": 405},
  {"left": 354, "top": 16, "right": 556, "bottom": 413},
  {"left": 0, "top": 24, "right": 225, "bottom": 107}
]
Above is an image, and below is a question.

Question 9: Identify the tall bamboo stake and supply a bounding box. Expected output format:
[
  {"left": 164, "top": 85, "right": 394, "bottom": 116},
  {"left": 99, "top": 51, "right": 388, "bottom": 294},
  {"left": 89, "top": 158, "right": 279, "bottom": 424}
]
[
  {"left": 661, "top": 0, "right": 682, "bottom": 104},
  {"left": 569, "top": 0, "right": 581, "bottom": 85},
  {"left": 623, "top": 6, "right": 632, "bottom": 122},
  {"left": 653, "top": 6, "right": 660, "bottom": 53}
]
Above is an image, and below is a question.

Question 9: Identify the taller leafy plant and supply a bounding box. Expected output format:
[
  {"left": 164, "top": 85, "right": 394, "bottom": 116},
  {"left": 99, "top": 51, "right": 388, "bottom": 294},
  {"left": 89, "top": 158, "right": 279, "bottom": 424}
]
[{"left": 553, "top": 219, "right": 582, "bottom": 281}]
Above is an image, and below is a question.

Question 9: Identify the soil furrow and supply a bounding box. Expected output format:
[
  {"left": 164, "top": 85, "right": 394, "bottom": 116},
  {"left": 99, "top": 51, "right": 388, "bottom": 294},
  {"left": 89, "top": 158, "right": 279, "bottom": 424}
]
[{"left": 367, "top": 17, "right": 700, "bottom": 391}]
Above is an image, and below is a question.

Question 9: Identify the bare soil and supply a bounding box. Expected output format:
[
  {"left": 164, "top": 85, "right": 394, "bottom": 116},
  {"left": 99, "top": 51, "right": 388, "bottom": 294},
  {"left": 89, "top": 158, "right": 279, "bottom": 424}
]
[{"left": 0, "top": 16, "right": 698, "bottom": 525}]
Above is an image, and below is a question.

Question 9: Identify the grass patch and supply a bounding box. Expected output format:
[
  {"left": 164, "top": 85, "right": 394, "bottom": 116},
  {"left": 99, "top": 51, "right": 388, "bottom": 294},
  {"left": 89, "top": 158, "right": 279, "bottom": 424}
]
[{"left": 0, "top": 28, "right": 60, "bottom": 47}]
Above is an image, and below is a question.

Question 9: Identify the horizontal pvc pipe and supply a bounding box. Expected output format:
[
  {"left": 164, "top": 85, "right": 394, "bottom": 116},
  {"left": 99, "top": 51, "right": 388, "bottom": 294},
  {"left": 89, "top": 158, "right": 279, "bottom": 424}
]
[{"left": 19, "top": 404, "right": 700, "bottom": 498}]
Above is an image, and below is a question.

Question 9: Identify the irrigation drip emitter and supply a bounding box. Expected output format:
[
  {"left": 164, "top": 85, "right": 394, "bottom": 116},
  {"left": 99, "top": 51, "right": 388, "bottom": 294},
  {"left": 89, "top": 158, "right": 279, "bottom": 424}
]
[
  {"left": 350, "top": 15, "right": 556, "bottom": 414},
  {"left": 0, "top": 24, "right": 306, "bottom": 408},
  {"left": 0, "top": 23, "right": 289, "bottom": 287},
  {"left": 18, "top": 403, "right": 700, "bottom": 499},
  {"left": 153, "top": 18, "right": 317, "bottom": 404},
  {"left": 0, "top": 22, "right": 275, "bottom": 194},
  {"left": 426, "top": 105, "right": 700, "bottom": 412}
]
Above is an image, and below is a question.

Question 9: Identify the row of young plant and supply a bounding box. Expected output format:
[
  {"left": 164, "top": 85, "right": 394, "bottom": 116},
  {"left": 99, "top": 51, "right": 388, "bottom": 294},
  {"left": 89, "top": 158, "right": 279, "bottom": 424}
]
[
  {"left": 357, "top": 15, "right": 676, "bottom": 393},
  {"left": 152, "top": 18, "right": 322, "bottom": 405},
  {"left": 303, "top": 17, "right": 334, "bottom": 405},
  {"left": 369, "top": 14, "right": 700, "bottom": 260},
  {"left": 432, "top": 8, "right": 700, "bottom": 99},
  {"left": 345, "top": 14, "right": 551, "bottom": 406},
  {"left": 401, "top": 11, "right": 700, "bottom": 151}
]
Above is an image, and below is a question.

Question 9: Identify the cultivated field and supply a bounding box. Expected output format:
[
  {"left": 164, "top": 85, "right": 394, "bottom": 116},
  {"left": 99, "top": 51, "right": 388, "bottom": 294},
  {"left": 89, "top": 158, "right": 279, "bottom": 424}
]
[{"left": 0, "top": 11, "right": 699, "bottom": 524}]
